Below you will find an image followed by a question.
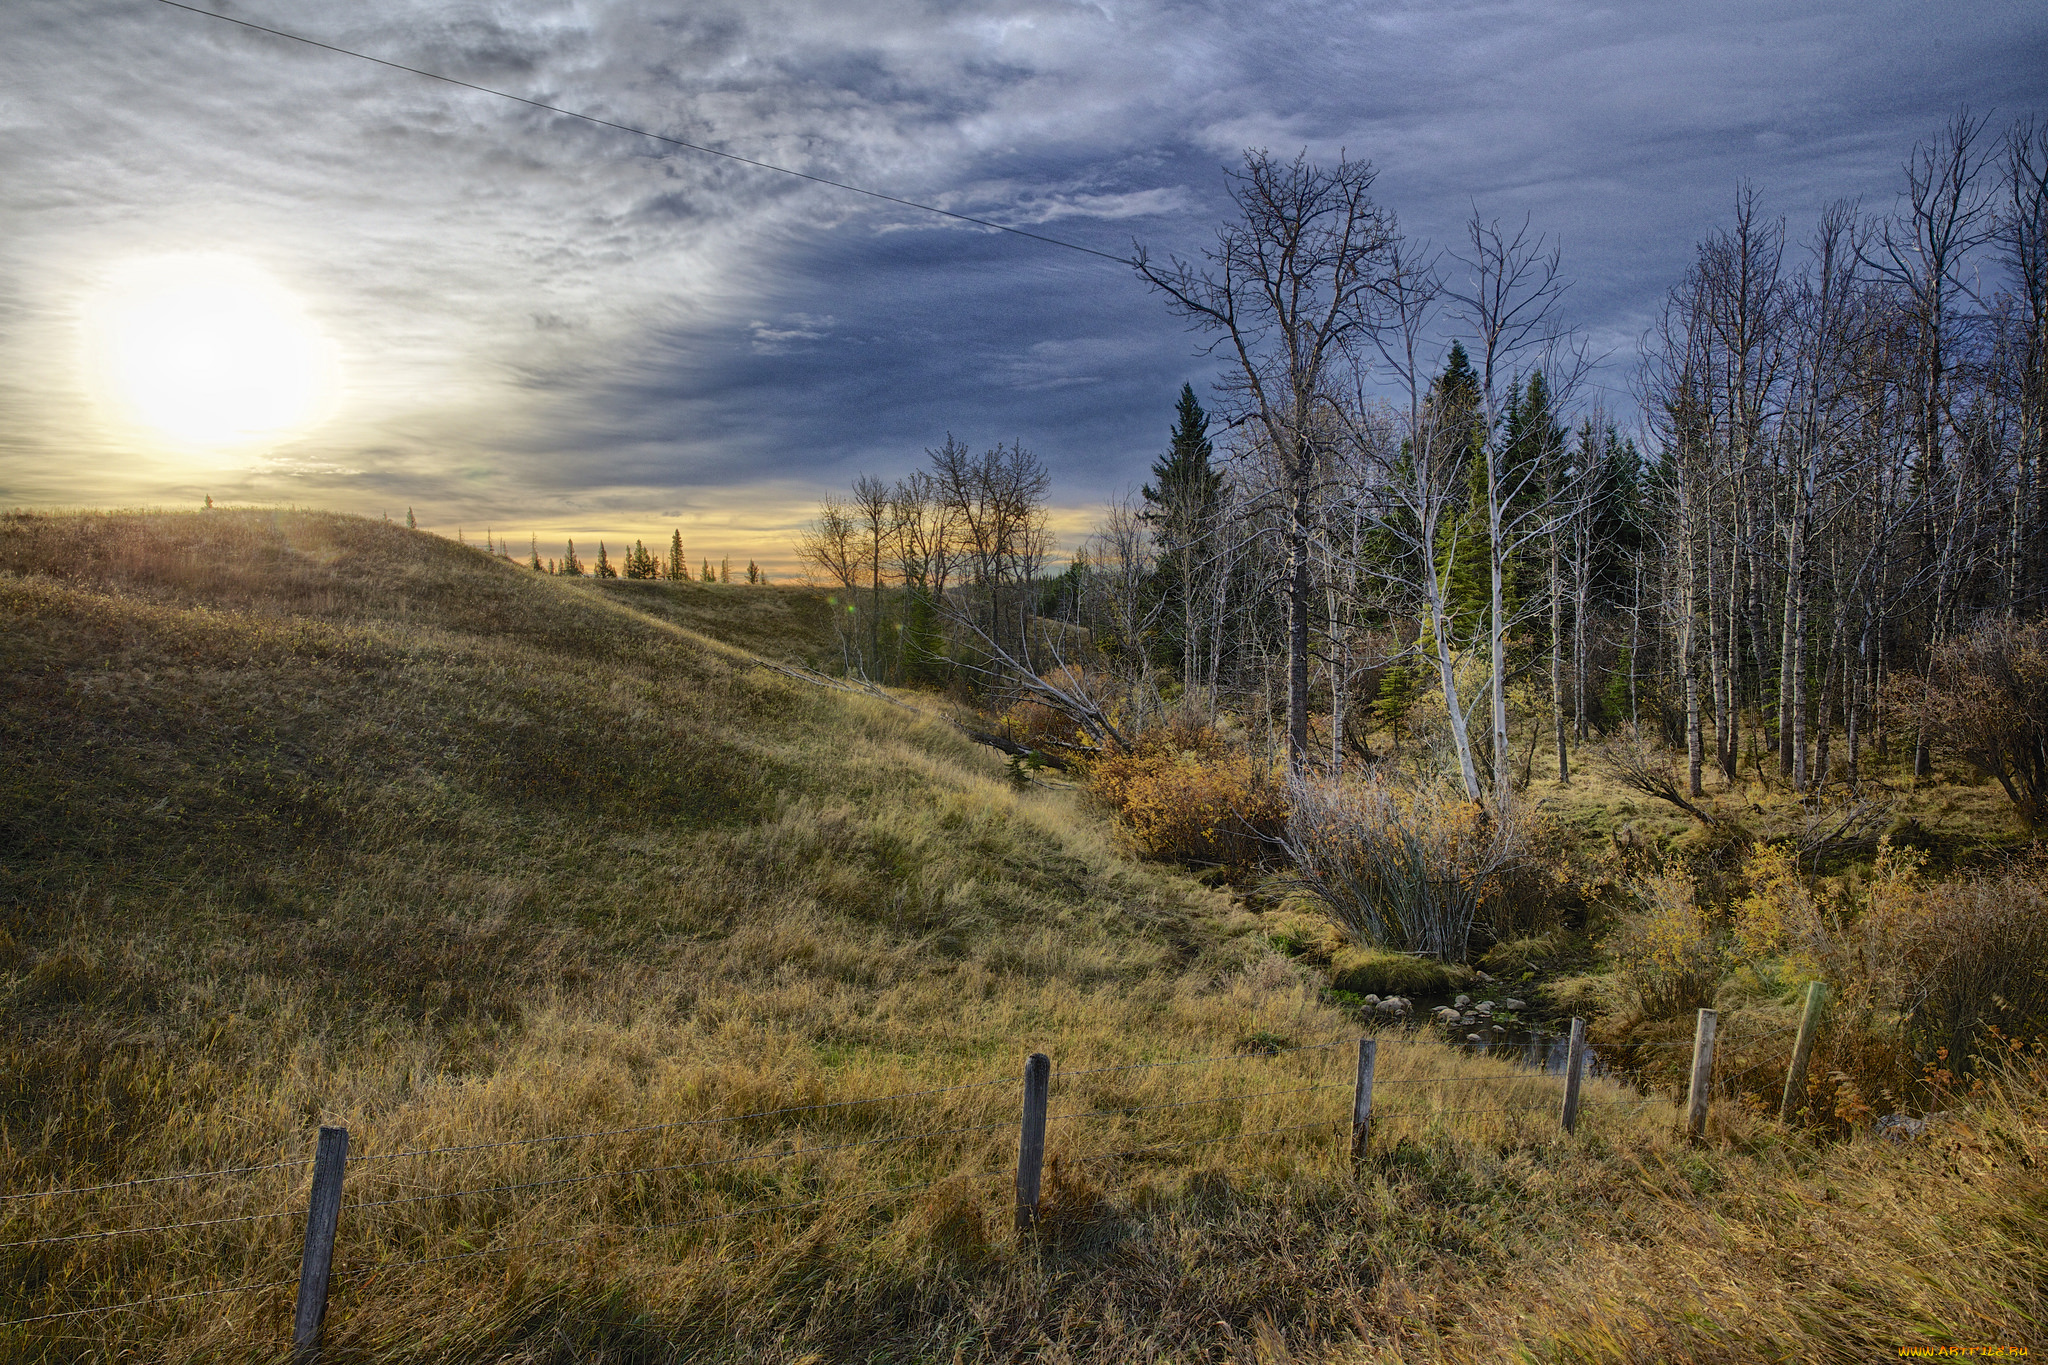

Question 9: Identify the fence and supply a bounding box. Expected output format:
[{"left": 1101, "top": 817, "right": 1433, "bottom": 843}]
[{"left": 0, "top": 989, "right": 1828, "bottom": 1357}]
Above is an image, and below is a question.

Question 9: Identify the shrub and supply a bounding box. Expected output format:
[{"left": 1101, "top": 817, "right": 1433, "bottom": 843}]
[
  {"left": 1735, "top": 836, "right": 2048, "bottom": 1074},
  {"left": 1900, "top": 616, "right": 2048, "bottom": 828},
  {"left": 1086, "top": 727, "right": 1288, "bottom": 874},
  {"left": 1608, "top": 869, "right": 1723, "bottom": 1020},
  {"left": 1282, "top": 775, "right": 1523, "bottom": 960},
  {"left": 1891, "top": 864, "right": 2048, "bottom": 1067}
]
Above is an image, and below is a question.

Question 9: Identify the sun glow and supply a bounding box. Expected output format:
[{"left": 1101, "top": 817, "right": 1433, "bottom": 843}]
[{"left": 86, "top": 255, "right": 339, "bottom": 449}]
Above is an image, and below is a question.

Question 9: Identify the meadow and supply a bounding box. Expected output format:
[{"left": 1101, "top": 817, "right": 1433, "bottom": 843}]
[{"left": 1, "top": 509, "right": 2041, "bottom": 1362}]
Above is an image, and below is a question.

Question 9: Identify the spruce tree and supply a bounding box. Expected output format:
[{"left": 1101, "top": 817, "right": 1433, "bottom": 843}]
[
  {"left": 720, "top": 557, "right": 731, "bottom": 584},
  {"left": 746, "top": 560, "right": 760, "bottom": 584},
  {"left": 596, "top": 542, "right": 616, "bottom": 578},
  {"left": 668, "top": 529, "right": 685, "bottom": 582},
  {"left": 1140, "top": 383, "right": 1226, "bottom": 677},
  {"left": 701, "top": 558, "right": 714, "bottom": 583},
  {"left": 406, "top": 507, "right": 416, "bottom": 530},
  {"left": 529, "top": 534, "right": 542, "bottom": 572}
]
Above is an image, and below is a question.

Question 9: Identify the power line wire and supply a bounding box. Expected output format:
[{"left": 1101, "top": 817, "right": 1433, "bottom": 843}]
[{"left": 149, "top": 0, "right": 1135, "bottom": 267}]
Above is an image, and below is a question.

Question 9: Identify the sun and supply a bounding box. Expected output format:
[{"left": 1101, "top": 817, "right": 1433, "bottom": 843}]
[{"left": 85, "top": 254, "right": 339, "bottom": 449}]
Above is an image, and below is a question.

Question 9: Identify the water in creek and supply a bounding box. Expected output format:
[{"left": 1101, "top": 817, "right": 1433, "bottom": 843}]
[{"left": 1456, "top": 1021, "right": 1606, "bottom": 1078}]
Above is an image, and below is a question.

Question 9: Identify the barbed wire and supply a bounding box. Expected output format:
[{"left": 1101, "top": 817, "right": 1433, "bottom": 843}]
[
  {"left": 0, "top": 1275, "right": 298, "bottom": 1328},
  {"left": 351, "top": 1074, "right": 1013, "bottom": 1163},
  {"left": 1078, "top": 1117, "right": 1350, "bottom": 1166},
  {"left": 1372, "top": 1073, "right": 1561, "bottom": 1086},
  {"left": 333, "top": 1168, "right": 1012, "bottom": 1278},
  {"left": 1053, "top": 1040, "right": 1349, "bottom": 1081},
  {"left": 0, "top": 1158, "right": 312, "bottom": 1205},
  {"left": 1372, "top": 1104, "right": 1561, "bottom": 1119},
  {"left": 1048, "top": 1083, "right": 1346, "bottom": 1124},
  {"left": 343, "top": 1118, "right": 1016, "bottom": 1213},
  {"left": 0, "top": 1207, "right": 297, "bottom": 1251}
]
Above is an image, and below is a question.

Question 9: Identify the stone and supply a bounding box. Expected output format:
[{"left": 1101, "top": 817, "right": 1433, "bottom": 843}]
[
  {"left": 1461, "top": 1014, "right": 1477, "bottom": 1025},
  {"left": 1454, "top": 995, "right": 1471, "bottom": 1007},
  {"left": 1376, "top": 996, "right": 1408, "bottom": 1015},
  {"left": 1466, "top": 1033, "right": 1485, "bottom": 1043},
  {"left": 1362, "top": 994, "right": 1380, "bottom": 1005},
  {"left": 1502, "top": 999, "right": 1527, "bottom": 1011}
]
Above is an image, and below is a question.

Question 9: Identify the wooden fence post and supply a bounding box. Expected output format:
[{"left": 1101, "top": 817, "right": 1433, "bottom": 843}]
[
  {"left": 1559, "top": 1018, "right": 1587, "bottom": 1134},
  {"left": 1350, "top": 1037, "right": 1377, "bottom": 1168},
  {"left": 292, "top": 1124, "right": 349, "bottom": 1361},
  {"left": 1685, "top": 1009, "right": 1718, "bottom": 1140},
  {"left": 1014, "top": 1053, "right": 1050, "bottom": 1234},
  {"left": 1779, "top": 981, "right": 1828, "bottom": 1124}
]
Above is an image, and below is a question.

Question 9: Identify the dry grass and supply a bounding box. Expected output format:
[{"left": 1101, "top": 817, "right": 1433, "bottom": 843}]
[{"left": 2, "top": 510, "right": 2041, "bottom": 1362}]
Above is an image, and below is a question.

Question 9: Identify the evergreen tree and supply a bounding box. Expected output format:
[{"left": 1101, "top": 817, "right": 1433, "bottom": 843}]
[
  {"left": 746, "top": 560, "right": 760, "bottom": 584},
  {"left": 701, "top": 558, "right": 714, "bottom": 583},
  {"left": 720, "top": 557, "right": 731, "bottom": 584},
  {"left": 406, "top": 507, "right": 416, "bottom": 530},
  {"left": 668, "top": 529, "right": 685, "bottom": 582},
  {"left": 529, "top": 534, "right": 542, "bottom": 572},
  {"left": 597, "top": 542, "right": 617, "bottom": 578},
  {"left": 1433, "top": 344, "right": 1494, "bottom": 641},
  {"left": 623, "top": 539, "right": 655, "bottom": 579},
  {"left": 561, "top": 539, "right": 583, "bottom": 576},
  {"left": 1140, "top": 383, "right": 1227, "bottom": 677}
]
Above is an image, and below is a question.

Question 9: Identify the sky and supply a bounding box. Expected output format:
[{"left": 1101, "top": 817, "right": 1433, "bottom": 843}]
[{"left": 3, "top": 0, "right": 2044, "bottom": 573}]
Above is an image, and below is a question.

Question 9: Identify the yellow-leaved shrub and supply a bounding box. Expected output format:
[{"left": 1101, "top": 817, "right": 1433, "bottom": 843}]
[{"left": 1086, "top": 726, "right": 1288, "bottom": 874}]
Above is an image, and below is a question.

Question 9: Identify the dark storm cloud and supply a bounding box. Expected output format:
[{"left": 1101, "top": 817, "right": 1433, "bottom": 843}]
[{"left": 1, "top": 0, "right": 2041, "bottom": 559}]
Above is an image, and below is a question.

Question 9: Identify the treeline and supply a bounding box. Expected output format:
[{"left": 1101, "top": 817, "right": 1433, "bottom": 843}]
[
  {"left": 532, "top": 531, "right": 763, "bottom": 585},
  {"left": 408, "top": 512, "right": 766, "bottom": 584},
  {"left": 798, "top": 112, "right": 2047, "bottom": 818}
]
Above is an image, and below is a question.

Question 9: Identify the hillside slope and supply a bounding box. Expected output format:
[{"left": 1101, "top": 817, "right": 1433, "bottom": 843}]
[{"left": 3, "top": 510, "right": 2040, "bottom": 1365}]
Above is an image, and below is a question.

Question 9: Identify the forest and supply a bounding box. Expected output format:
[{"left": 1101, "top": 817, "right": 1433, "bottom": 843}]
[{"left": 796, "top": 111, "right": 2048, "bottom": 1081}]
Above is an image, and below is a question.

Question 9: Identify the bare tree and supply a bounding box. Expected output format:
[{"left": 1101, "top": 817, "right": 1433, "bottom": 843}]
[
  {"left": 1446, "top": 210, "right": 1592, "bottom": 805},
  {"left": 1136, "top": 149, "right": 1396, "bottom": 772},
  {"left": 795, "top": 494, "right": 867, "bottom": 674},
  {"left": 1337, "top": 237, "right": 1490, "bottom": 801}
]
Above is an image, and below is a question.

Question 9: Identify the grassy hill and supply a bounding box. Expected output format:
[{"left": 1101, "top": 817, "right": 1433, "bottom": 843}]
[{"left": 2, "top": 510, "right": 2041, "bottom": 1363}]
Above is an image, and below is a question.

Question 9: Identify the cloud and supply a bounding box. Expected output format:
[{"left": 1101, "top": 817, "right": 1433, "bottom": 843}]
[{"left": 0, "top": 0, "right": 2042, "bottom": 567}]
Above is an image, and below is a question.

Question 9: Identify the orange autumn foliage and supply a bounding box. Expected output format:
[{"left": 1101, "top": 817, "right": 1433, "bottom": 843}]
[{"left": 1086, "top": 726, "right": 1288, "bottom": 874}]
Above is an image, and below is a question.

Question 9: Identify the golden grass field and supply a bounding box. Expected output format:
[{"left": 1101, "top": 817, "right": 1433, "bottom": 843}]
[{"left": 1, "top": 509, "right": 2042, "bottom": 1362}]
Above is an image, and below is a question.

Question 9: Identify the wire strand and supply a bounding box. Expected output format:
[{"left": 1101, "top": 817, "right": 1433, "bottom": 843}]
[
  {"left": 1048, "top": 1083, "right": 1345, "bottom": 1124},
  {"left": 0, "top": 1276, "right": 297, "bottom": 1328},
  {"left": 0, "top": 1158, "right": 313, "bottom": 1205},
  {"left": 148, "top": 0, "right": 1133, "bottom": 266},
  {"left": 0, "top": 1208, "right": 296, "bottom": 1251},
  {"left": 344, "top": 1119, "right": 1015, "bottom": 1212},
  {"left": 334, "top": 1169, "right": 1009, "bottom": 1277},
  {"left": 1081, "top": 1117, "right": 1348, "bottom": 1166},
  {"left": 1054, "top": 1040, "right": 1349, "bottom": 1081},
  {"left": 350, "top": 1075, "right": 1013, "bottom": 1163}
]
